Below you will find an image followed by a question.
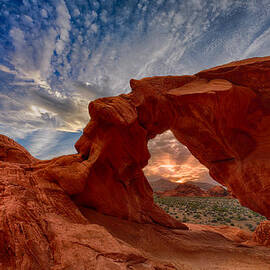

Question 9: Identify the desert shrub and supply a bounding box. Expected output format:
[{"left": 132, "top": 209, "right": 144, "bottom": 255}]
[{"left": 245, "top": 223, "right": 253, "bottom": 230}]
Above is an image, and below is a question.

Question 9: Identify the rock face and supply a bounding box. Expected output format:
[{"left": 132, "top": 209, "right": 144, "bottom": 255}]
[
  {"left": 0, "top": 139, "right": 181, "bottom": 269},
  {"left": 0, "top": 135, "right": 37, "bottom": 164},
  {"left": 254, "top": 220, "right": 270, "bottom": 246},
  {"left": 1, "top": 142, "right": 269, "bottom": 270}
]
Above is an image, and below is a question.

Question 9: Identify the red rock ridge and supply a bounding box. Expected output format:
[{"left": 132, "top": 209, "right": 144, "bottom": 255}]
[
  {"left": 156, "top": 183, "right": 232, "bottom": 198},
  {"left": 157, "top": 182, "right": 208, "bottom": 197},
  {"left": 0, "top": 134, "right": 37, "bottom": 164}
]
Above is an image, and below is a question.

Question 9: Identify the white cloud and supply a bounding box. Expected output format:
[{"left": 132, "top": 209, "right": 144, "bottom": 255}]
[
  {"left": 243, "top": 26, "right": 270, "bottom": 58},
  {"left": 27, "top": 129, "right": 59, "bottom": 158},
  {"left": 2, "top": 0, "right": 270, "bottom": 163},
  {"left": 90, "top": 23, "right": 98, "bottom": 33},
  {"left": 41, "top": 8, "right": 48, "bottom": 18},
  {"left": 0, "top": 65, "right": 16, "bottom": 74},
  {"left": 55, "top": 0, "right": 71, "bottom": 55}
]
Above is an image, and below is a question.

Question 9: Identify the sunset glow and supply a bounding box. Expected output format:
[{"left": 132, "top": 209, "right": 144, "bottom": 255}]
[{"left": 143, "top": 132, "right": 211, "bottom": 183}]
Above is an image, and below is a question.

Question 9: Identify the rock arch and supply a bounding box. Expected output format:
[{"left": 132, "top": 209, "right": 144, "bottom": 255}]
[
  {"left": 70, "top": 56, "right": 270, "bottom": 226},
  {"left": 3, "top": 57, "right": 269, "bottom": 230},
  {"left": 1, "top": 57, "right": 270, "bottom": 269}
]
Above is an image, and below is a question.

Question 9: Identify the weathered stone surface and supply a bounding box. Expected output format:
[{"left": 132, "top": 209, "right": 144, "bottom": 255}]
[
  {"left": 81, "top": 208, "right": 270, "bottom": 270},
  {"left": 253, "top": 220, "right": 270, "bottom": 246},
  {"left": 0, "top": 161, "right": 177, "bottom": 270},
  {"left": 0, "top": 135, "right": 37, "bottom": 164}
]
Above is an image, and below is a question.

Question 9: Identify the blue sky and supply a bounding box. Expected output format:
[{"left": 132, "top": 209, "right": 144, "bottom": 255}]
[{"left": 0, "top": 0, "right": 270, "bottom": 170}]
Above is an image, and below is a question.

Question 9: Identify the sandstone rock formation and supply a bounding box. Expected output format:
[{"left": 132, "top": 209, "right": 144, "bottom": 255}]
[
  {"left": 0, "top": 137, "right": 181, "bottom": 269},
  {"left": 0, "top": 135, "right": 37, "bottom": 164},
  {"left": 207, "top": 185, "right": 231, "bottom": 197},
  {"left": 254, "top": 220, "right": 270, "bottom": 246},
  {"left": 1, "top": 56, "right": 270, "bottom": 269},
  {"left": 1, "top": 139, "right": 269, "bottom": 270},
  {"left": 75, "top": 56, "right": 270, "bottom": 221}
]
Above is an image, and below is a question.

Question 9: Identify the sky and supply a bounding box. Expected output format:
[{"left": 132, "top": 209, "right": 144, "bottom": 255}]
[{"left": 1, "top": 0, "right": 270, "bottom": 182}]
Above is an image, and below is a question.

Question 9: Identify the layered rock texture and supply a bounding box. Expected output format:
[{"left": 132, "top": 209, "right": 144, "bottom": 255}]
[{"left": 1, "top": 56, "right": 270, "bottom": 269}]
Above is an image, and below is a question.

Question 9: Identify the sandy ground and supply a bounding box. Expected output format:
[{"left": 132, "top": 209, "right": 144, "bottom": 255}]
[{"left": 80, "top": 207, "right": 270, "bottom": 270}]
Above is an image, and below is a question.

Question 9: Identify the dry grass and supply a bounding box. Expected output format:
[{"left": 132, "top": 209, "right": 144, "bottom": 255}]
[{"left": 154, "top": 195, "right": 267, "bottom": 231}]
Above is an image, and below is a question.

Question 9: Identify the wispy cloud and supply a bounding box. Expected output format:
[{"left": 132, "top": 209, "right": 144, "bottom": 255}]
[{"left": 1, "top": 0, "right": 270, "bottom": 164}]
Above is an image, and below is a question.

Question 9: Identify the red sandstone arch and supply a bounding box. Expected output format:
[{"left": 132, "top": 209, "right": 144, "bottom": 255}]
[
  {"left": 2, "top": 57, "right": 270, "bottom": 269},
  {"left": 5, "top": 56, "right": 270, "bottom": 230},
  {"left": 56, "top": 56, "right": 269, "bottom": 228}
]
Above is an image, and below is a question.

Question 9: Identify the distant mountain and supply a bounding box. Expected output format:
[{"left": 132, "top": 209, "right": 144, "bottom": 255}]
[
  {"left": 150, "top": 178, "right": 179, "bottom": 192},
  {"left": 155, "top": 181, "right": 233, "bottom": 198},
  {"left": 185, "top": 181, "right": 216, "bottom": 191},
  {"left": 149, "top": 177, "right": 217, "bottom": 192},
  {"left": 157, "top": 183, "right": 207, "bottom": 197}
]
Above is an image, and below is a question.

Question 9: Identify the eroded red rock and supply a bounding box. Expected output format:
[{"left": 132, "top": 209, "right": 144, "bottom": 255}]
[
  {"left": 253, "top": 220, "right": 270, "bottom": 246},
  {"left": 1, "top": 56, "right": 270, "bottom": 269},
  {"left": 207, "top": 185, "right": 231, "bottom": 197},
  {"left": 0, "top": 134, "right": 37, "bottom": 164},
  {"left": 74, "top": 56, "right": 270, "bottom": 223}
]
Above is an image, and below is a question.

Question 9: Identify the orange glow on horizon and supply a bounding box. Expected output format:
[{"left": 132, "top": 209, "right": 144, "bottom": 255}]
[{"left": 143, "top": 154, "right": 209, "bottom": 183}]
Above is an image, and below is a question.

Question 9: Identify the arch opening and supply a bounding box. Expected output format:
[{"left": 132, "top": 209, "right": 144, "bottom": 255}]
[{"left": 144, "top": 131, "right": 267, "bottom": 232}]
